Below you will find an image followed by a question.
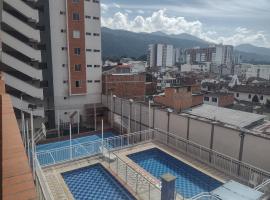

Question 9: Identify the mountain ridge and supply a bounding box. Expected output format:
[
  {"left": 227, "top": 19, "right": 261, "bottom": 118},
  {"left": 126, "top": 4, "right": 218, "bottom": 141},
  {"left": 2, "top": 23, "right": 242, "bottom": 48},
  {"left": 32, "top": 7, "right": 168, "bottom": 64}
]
[{"left": 101, "top": 27, "right": 270, "bottom": 64}]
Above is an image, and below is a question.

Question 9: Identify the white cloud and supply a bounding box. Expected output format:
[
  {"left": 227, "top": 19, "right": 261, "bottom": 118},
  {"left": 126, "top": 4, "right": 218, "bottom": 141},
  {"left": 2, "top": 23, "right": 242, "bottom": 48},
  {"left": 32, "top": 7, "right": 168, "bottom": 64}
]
[
  {"left": 102, "top": 9, "right": 270, "bottom": 47},
  {"left": 101, "top": 3, "right": 108, "bottom": 13},
  {"left": 137, "top": 10, "right": 145, "bottom": 14},
  {"left": 113, "top": 3, "right": 121, "bottom": 8}
]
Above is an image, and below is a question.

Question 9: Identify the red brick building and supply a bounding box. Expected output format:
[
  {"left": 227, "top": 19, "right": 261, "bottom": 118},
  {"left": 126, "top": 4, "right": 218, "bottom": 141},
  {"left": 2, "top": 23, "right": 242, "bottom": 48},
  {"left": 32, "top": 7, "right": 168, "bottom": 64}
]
[
  {"left": 102, "top": 73, "right": 146, "bottom": 100},
  {"left": 154, "top": 85, "right": 203, "bottom": 111},
  {"left": 203, "top": 92, "right": 234, "bottom": 107}
]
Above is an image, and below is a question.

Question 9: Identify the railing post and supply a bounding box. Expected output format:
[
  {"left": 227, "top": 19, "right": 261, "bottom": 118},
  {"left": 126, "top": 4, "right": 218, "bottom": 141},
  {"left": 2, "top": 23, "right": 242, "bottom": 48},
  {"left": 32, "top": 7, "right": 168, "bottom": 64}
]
[
  {"left": 125, "top": 165, "right": 128, "bottom": 183},
  {"left": 116, "top": 158, "right": 119, "bottom": 175},
  {"left": 136, "top": 173, "right": 138, "bottom": 194},
  {"left": 148, "top": 183, "right": 151, "bottom": 200}
]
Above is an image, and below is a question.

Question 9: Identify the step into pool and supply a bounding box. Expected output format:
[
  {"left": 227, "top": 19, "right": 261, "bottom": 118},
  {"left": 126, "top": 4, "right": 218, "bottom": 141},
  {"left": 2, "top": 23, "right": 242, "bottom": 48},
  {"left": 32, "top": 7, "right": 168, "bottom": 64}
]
[
  {"left": 128, "top": 148, "right": 222, "bottom": 198},
  {"left": 62, "top": 163, "right": 135, "bottom": 200}
]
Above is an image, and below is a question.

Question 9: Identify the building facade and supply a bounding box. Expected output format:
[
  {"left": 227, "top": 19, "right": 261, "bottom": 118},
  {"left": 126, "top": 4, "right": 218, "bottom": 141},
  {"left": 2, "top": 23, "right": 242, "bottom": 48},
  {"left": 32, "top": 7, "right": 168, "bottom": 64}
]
[
  {"left": 0, "top": 0, "right": 44, "bottom": 117},
  {"left": 43, "top": 0, "right": 102, "bottom": 124},
  {"left": 203, "top": 93, "right": 234, "bottom": 107},
  {"left": 186, "top": 45, "right": 233, "bottom": 67},
  {"left": 147, "top": 44, "right": 174, "bottom": 68},
  {"left": 245, "top": 64, "right": 270, "bottom": 80},
  {"left": 102, "top": 73, "right": 146, "bottom": 101}
]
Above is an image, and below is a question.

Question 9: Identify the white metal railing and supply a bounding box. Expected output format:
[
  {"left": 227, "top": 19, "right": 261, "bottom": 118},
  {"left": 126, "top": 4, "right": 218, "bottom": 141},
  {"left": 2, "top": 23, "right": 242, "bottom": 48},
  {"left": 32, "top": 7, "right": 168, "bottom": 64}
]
[
  {"left": 107, "top": 152, "right": 161, "bottom": 200},
  {"left": 154, "top": 128, "right": 270, "bottom": 188},
  {"left": 191, "top": 192, "right": 221, "bottom": 200},
  {"left": 255, "top": 179, "right": 270, "bottom": 192},
  {"left": 34, "top": 156, "right": 54, "bottom": 200},
  {"left": 36, "top": 129, "right": 154, "bottom": 167}
]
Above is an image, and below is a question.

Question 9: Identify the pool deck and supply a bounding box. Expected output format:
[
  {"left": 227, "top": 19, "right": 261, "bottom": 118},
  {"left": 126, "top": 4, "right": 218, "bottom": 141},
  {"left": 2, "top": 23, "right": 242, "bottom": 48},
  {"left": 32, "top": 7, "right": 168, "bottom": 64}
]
[
  {"left": 42, "top": 156, "right": 140, "bottom": 200},
  {"left": 42, "top": 141, "right": 232, "bottom": 200}
]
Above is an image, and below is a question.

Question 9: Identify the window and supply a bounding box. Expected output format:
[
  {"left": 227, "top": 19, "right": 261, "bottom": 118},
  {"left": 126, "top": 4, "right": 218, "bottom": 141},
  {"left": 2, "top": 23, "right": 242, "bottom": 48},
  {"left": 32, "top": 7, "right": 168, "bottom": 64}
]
[
  {"left": 93, "top": 16, "right": 100, "bottom": 20},
  {"left": 85, "top": 15, "right": 91, "bottom": 19},
  {"left": 62, "top": 64, "right": 66, "bottom": 67},
  {"left": 63, "top": 80, "right": 67, "bottom": 83},
  {"left": 212, "top": 97, "right": 217, "bottom": 103},
  {"left": 73, "top": 12, "right": 80, "bottom": 20},
  {"left": 88, "top": 80, "right": 93, "bottom": 83},
  {"left": 93, "top": 49, "right": 100, "bottom": 52},
  {"left": 72, "top": 0, "right": 80, "bottom": 3},
  {"left": 75, "top": 80, "right": 82, "bottom": 88},
  {"left": 260, "top": 95, "right": 264, "bottom": 100},
  {"left": 60, "top": 11, "right": 66, "bottom": 15},
  {"left": 93, "top": 33, "right": 100, "bottom": 36},
  {"left": 73, "top": 30, "right": 80, "bottom": 38},
  {"left": 204, "top": 96, "right": 209, "bottom": 101},
  {"left": 236, "top": 93, "right": 239, "bottom": 97},
  {"left": 94, "top": 80, "right": 100, "bottom": 83},
  {"left": 86, "top": 32, "right": 91, "bottom": 36},
  {"left": 93, "top": 0, "right": 99, "bottom": 3},
  {"left": 61, "top": 47, "right": 67, "bottom": 50},
  {"left": 61, "top": 29, "right": 66, "bottom": 33},
  {"left": 94, "top": 65, "right": 100, "bottom": 68},
  {"left": 74, "top": 64, "right": 81, "bottom": 71},
  {"left": 74, "top": 48, "right": 81, "bottom": 55},
  {"left": 87, "top": 65, "right": 92, "bottom": 67},
  {"left": 86, "top": 49, "right": 92, "bottom": 52},
  {"left": 248, "top": 94, "right": 251, "bottom": 99}
]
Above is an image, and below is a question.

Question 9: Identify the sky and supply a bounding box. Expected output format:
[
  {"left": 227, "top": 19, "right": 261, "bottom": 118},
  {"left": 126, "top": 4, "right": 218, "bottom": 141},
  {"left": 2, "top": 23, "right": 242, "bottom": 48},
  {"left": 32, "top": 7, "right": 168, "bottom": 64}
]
[{"left": 100, "top": 0, "right": 270, "bottom": 47}]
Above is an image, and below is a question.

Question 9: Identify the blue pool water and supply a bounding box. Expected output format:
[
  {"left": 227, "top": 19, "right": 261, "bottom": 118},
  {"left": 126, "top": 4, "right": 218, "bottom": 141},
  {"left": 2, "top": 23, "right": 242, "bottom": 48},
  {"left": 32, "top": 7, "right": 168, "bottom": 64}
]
[
  {"left": 128, "top": 148, "right": 222, "bottom": 198},
  {"left": 37, "top": 131, "right": 116, "bottom": 152},
  {"left": 37, "top": 132, "right": 117, "bottom": 166},
  {"left": 62, "top": 163, "right": 135, "bottom": 200}
]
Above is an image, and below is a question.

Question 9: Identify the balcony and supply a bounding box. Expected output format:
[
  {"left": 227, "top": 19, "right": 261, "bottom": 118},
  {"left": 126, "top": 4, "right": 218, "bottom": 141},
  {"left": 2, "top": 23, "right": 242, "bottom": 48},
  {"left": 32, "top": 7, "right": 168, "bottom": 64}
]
[
  {"left": 10, "top": 95, "right": 44, "bottom": 117},
  {"left": 1, "top": 31, "right": 41, "bottom": 62},
  {"left": 2, "top": 11, "right": 40, "bottom": 42},
  {"left": 4, "top": 72, "right": 43, "bottom": 100},
  {"left": 2, "top": 52, "right": 42, "bottom": 80},
  {"left": 4, "top": 0, "right": 39, "bottom": 23}
]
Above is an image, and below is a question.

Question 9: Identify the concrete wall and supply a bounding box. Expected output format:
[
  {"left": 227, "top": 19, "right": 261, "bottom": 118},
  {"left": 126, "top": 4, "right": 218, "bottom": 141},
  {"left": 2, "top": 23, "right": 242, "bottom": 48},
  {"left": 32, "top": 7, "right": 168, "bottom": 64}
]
[
  {"left": 169, "top": 114, "right": 188, "bottom": 139},
  {"left": 212, "top": 126, "right": 241, "bottom": 159},
  {"left": 189, "top": 119, "right": 212, "bottom": 148},
  {"left": 242, "top": 134, "right": 270, "bottom": 171},
  {"left": 102, "top": 95, "right": 270, "bottom": 171}
]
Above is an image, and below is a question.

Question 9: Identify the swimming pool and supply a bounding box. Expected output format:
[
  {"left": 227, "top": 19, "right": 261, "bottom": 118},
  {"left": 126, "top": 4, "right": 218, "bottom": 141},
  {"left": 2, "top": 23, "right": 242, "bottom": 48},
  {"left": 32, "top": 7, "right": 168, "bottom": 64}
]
[
  {"left": 128, "top": 148, "right": 222, "bottom": 198},
  {"left": 37, "top": 131, "right": 116, "bottom": 152},
  {"left": 36, "top": 132, "right": 117, "bottom": 166},
  {"left": 62, "top": 163, "right": 135, "bottom": 200}
]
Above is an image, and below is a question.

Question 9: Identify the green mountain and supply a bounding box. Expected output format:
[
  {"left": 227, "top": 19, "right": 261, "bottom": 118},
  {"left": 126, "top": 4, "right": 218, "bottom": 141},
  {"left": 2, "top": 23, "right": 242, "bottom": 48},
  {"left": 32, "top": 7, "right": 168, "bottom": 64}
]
[
  {"left": 101, "top": 27, "right": 270, "bottom": 64},
  {"left": 101, "top": 27, "right": 208, "bottom": 59}
]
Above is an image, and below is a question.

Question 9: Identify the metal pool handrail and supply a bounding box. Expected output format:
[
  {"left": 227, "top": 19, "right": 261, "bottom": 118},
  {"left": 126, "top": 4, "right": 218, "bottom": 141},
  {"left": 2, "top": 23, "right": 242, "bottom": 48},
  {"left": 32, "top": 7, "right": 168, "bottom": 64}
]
[
  {"left": 37, "top": 129, "right": 152, "bottom": 153},
  {"left": 154, "top": 128, "right": 270, "bottom": 187},
  {"left": 107, "top": 151, "right": 161, "bottom": 200}
]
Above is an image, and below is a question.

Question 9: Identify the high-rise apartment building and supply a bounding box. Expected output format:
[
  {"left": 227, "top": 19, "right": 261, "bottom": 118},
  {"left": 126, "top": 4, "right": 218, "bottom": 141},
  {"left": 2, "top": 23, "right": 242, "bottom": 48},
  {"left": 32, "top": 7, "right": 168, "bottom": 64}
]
[
  {"left": 0, "top": 0, "right": 44, "bottom": 118},
  {"left": 147, "top": 44, "right": 174, "bottom": 68},
  {"left": 186, "top": 45, "right": 233, "bottom": 67},
  {"left": 41, "top": 0, "right": 102, "bottom": 125}
]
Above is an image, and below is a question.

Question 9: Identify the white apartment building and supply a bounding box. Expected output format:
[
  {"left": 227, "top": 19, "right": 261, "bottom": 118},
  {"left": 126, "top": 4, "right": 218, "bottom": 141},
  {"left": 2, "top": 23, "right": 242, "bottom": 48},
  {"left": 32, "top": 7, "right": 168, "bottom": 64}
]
[
  {"left": 44, "top": 0, "right": 102, "bottom": 124},
  {"left": 212, "top": 45, "right": 233, "bottom": 67},
  {"left": 147, "top": 44, "right": 174, "bottom": 68},
  {"left": 245, "top": 64, "right": 270, "bottom": 80},
  {"left": 0, "top": 0, "right": 44, "bottom": 117}
]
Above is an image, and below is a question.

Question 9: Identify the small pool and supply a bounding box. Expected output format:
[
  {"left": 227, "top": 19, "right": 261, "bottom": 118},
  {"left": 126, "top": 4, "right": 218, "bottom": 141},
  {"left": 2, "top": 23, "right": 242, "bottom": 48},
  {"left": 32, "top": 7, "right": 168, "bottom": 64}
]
[
  {"left": 128, "top": 148, "right": 222, "bottom": 198},
  {"left": 36, "top": 132, "right": 117, "bottom": 166},
  {"left": 62, "top": 163, "right": 135, "bottom": 200},
  {"left": 37, "top": 131, "right": 116, "bottom": 152}
]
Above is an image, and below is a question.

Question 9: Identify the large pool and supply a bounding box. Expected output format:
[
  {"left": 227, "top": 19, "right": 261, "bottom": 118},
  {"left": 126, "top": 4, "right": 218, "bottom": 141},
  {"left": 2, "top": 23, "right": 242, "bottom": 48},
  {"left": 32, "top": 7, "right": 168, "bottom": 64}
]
[
  {"left": 62, "top": 163, "right": 135, "bottom": 200},
  {"left": 128, "top": 148, "right": 222, "bottom": 198},
  {"left": 37, "top": 131, "right": 117, "bottom": 166}
]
